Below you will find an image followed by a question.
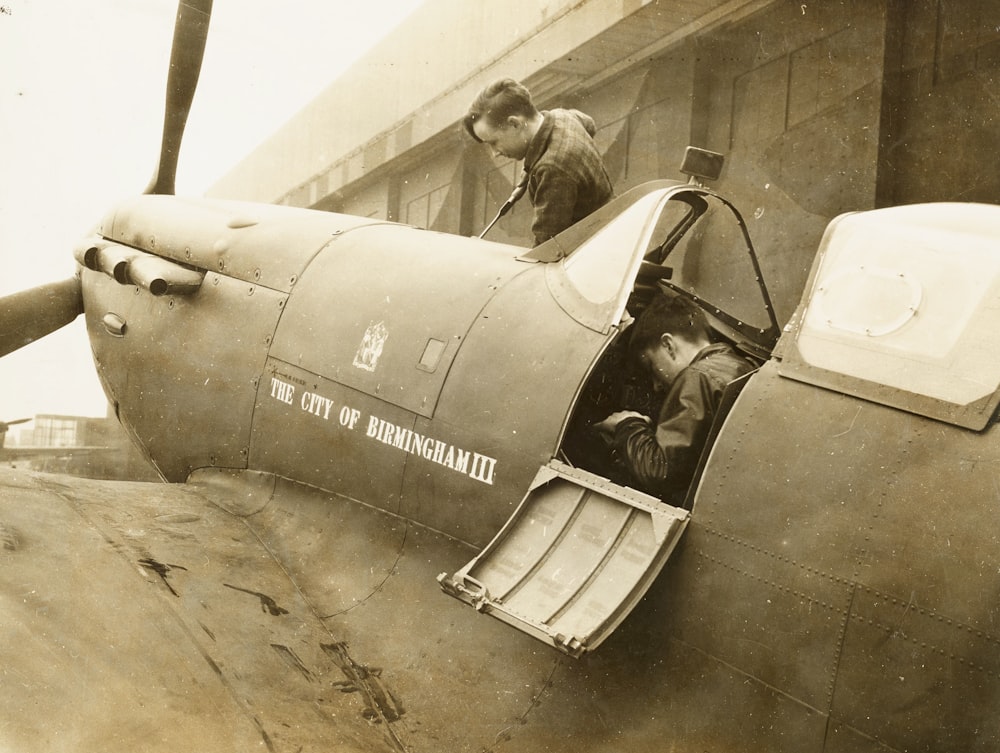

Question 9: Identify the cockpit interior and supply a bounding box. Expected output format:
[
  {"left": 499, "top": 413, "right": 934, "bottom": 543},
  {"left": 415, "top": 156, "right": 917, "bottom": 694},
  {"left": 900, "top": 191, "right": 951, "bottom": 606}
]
[{"left": 556, "top": 188, "right": 779, "bottom": 506}]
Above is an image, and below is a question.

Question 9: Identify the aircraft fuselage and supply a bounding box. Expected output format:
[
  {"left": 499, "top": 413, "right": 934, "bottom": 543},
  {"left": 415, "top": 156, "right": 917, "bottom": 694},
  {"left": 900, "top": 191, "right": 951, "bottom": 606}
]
[{"left": 76, "top": 191, "right": 1000, "bottom": 751}]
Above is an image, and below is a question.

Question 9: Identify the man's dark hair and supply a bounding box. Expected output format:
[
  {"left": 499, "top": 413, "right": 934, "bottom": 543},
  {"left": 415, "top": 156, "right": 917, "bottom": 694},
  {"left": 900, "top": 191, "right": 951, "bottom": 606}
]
[
  {"left": 463, "top": 78, "right": 538, "bottom": 141},
  {"left": 628, "top": 294, "right": 711, "bottom": 357}
]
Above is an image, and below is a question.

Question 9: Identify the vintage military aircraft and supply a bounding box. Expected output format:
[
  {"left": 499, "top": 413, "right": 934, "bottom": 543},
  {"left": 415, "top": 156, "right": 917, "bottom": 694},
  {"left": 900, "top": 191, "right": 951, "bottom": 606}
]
[{"left": 2, "top": 2, "right": 998, "bottom": 751}]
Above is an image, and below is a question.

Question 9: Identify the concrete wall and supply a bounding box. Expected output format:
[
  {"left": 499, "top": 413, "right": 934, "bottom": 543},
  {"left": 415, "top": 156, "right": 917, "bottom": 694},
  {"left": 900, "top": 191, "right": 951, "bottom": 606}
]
[
  {"left": 449, "top": 0, "right": 998, "bottom": 323},
  {"left": 209, "top": 0, "right": 664, "bottom": 204},
  {"left": 697, "top": 0, "right": 889, "bottom": 323},
  {"left": 448, "top": 0, "right": 890, "bottom": 321},
  {"left": 884, "top": 0, "right": 1000, "bottom": 206},
  {"left": 692, "top": 0, "right": 998, "bottom": 322}
]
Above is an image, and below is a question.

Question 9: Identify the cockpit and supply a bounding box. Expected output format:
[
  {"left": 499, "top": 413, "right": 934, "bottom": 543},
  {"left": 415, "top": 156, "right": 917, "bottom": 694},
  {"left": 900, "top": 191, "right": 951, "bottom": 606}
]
[
  {"left": 554, "top": 184, "right": 780, "bottom": 505},
  {"left": 440, "top": 180, "right": 780, "bottom": 655}
]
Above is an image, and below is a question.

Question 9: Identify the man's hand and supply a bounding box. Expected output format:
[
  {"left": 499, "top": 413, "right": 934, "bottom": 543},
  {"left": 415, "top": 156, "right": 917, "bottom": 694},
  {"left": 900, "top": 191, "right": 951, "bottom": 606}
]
[{"left": 593, "top": 411, "right": 649, "bottom": 436}]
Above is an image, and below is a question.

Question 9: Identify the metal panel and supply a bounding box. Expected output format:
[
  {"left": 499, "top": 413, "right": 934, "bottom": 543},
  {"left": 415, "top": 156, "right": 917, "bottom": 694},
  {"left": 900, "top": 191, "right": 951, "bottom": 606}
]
[
  {"left": 439, "top": 461, "right": 688, "bottom": 657},
  {"left": 249, "top": 360, "right": 413, "bottom": 517},
  {"left": 101, "top": 195, "right": 376, "bottom": 292},
  {"left": 691, "top": 360, "right": 1000, "bottom": 749},
  {"left": 270, "top": 223, "right": 525, "bottom": 418},
  {"left": 400, "top": 258, "right": 614, "bottom": 547},
  {"left": 82, "top": 267, "right": 283, "bottom": 481}
]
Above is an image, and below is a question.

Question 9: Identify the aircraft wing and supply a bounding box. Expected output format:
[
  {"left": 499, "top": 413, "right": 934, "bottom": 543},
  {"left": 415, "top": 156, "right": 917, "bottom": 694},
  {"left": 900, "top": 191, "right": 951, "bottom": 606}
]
[
  {"left": 0, "top": 445, "right": 110, "bottom": 461},
  {"left": 0, "top": 466, "right": 572, "bottom": 753},
  {"left": 0, "top": 467, "right": 400, "bottom": 752}
]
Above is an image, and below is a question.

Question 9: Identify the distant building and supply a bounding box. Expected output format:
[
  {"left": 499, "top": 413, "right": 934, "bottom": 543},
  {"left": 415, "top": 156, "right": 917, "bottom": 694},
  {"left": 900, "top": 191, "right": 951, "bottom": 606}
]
[
  {"left": 3, "top": 414, "right": 158, "bottom": 481},
  {"left": 208, "top": 0, "right": 999, "bottom": 324},
  {"left": 20, "top": 414, "right": 109, "bottom": 449}
]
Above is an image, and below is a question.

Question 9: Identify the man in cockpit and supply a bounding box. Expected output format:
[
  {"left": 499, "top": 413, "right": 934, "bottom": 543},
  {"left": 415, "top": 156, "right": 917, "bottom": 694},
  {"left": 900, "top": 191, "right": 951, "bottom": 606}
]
[{"left": 594, "top": 294, "right": 755, "bottom": 504}]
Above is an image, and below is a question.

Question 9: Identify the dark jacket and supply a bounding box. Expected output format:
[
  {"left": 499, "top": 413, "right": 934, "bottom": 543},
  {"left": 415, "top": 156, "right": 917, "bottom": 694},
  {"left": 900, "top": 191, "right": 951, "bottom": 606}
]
[
  {"left": 523, "top": 109, "right": 613, "bottom": 246},
  {"left": 611, "top": 343, "right": 755, "bottom": 501}
]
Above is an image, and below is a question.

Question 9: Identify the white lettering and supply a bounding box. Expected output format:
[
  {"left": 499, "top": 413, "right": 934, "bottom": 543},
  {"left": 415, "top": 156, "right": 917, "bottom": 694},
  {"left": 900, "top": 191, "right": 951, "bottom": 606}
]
[
  {"left": 339, "top": 406, "right": 361, "bottom": 429},
  {"left": 299, "top": 391, "right": 335, "bottom": 420},
  {"left": 431, "top": 440, "right": 446, "bottom": 465},
  {"left": 393, "top": 427, "right": 410, "bottom": 450},
  {"left": 409, "top": 432, "right": 425, "bottom": 456},
  {"left": 356, "top": 413, "right": 499, "bottom": 486},
  {"left": 267, "top": 393, "right": 500, "bottom": 485},
  {"left": 270, "top": 377, "right": 295, "bottom": 405},
  {"left": 469, "top": 453, "right": 497, "bottom": 485}
]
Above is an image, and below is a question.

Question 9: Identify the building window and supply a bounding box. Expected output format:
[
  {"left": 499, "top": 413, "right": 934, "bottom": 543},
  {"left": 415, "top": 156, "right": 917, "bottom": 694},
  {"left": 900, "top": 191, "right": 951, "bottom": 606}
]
[{"left": 405, "top": 183, "right": 450, "bottom": 229}]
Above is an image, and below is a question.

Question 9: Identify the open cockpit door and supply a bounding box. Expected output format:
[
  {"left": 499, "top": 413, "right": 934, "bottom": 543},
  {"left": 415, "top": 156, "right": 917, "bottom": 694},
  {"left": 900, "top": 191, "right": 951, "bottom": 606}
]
[{"left": 438, "top": 461, "right": 688, "bottom": 657}]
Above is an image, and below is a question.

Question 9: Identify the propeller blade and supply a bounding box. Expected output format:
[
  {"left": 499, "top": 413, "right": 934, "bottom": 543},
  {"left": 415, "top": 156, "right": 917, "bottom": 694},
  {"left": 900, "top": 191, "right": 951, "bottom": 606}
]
[
  {"left": 144, "top": 0, "right": 214, "bottom": 195},
  {"left": 0, "top": 277, "right": 84, "bottom": 359},
  {"left": 0, "top": 418, "right": 30, "bottom": 450}
]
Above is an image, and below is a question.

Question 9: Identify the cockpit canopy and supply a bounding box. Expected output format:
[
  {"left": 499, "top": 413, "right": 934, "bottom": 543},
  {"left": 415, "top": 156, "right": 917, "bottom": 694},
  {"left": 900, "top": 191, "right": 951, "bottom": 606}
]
[
  {"left": 523, "top": 182, "right": 780, "bottom": 358},
  {"left": 779, "top": 202, "right": 1000, "bottom": 430}
]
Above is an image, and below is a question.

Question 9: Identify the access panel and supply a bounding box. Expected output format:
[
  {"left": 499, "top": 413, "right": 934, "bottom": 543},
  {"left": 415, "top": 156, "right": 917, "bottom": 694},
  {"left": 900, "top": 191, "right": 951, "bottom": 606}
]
[
  {"left": 269, "top": 223, "right": 524, "bottom": 419},
  {"left": 438, "top": 461, "right": 688, "bottom": 657}
]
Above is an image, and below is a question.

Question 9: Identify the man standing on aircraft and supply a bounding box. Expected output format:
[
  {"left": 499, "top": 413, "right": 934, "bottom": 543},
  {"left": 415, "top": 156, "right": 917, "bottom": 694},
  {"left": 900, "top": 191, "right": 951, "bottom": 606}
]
[
  {"left": 463, "top": 78, "right": 613, "bottom": 246},
  {"left": 594, "top": 294, "right": 756, "bottom": 504}
]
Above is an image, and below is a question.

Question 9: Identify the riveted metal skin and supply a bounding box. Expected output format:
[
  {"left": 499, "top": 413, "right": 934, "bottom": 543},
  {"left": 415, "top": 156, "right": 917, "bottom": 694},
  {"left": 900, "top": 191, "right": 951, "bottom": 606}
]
[
  {"left": 10, "top": 176, "right": 1000, "bottom": 753},
  {"left": 99, "top": 195, "right": 379, "bottom": 293},
  {"left": 671, "top": 360, "right": 1000, "bottom": 751},
  {"left": 83, "top": 262, "right": 283, "bottom": 481}
]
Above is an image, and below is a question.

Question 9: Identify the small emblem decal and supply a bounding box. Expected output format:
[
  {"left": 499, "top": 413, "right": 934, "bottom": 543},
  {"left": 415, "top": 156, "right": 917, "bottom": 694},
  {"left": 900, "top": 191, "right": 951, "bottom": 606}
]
[{"left": 353, "top": 321, "right": 388, "bottom": 372}]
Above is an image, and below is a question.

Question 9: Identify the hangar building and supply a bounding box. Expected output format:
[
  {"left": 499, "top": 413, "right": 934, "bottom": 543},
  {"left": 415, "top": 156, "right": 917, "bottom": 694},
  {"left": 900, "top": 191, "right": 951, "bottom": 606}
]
[{"left": 208, "top": 0, "right": 999, "bottom": 322}]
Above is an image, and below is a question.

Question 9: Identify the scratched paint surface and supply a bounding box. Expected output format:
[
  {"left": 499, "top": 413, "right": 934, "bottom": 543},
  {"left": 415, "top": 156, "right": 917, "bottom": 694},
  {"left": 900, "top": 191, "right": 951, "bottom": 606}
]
[{"left": 0, "top": 468, "right": 399, "bottom": 752}]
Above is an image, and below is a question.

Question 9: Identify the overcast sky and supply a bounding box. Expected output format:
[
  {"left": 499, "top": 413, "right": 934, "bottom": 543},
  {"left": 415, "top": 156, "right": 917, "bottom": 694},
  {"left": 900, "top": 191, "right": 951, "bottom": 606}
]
[{"left": 0, "top": 0, "right": 424, "bottom": 431}]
